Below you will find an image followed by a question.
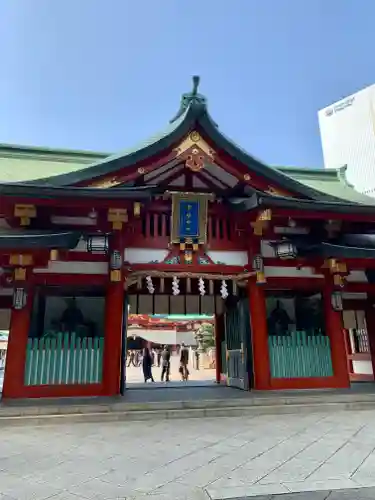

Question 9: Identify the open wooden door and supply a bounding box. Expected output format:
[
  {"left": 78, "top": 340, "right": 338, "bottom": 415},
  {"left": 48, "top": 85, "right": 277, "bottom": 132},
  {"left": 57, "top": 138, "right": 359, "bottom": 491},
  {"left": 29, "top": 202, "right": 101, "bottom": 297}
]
[{"left": 224, "top": 297, "right": 252, "bottom": 390}]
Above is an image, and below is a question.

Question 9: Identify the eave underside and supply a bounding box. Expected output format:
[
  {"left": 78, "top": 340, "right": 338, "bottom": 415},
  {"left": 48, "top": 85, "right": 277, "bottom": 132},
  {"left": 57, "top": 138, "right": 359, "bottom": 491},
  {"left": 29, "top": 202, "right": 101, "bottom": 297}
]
[{"left": 0, "top": 230, "right": 81, "bottom": 249}]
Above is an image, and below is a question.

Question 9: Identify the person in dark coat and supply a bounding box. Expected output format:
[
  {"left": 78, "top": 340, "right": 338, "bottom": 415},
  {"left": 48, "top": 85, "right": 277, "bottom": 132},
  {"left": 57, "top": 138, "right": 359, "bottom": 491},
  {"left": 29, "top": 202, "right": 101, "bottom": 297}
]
[
  {"left": 179, "top": 342, "right": 190, "bottom": 381},
  {"left": 142, "top": 347, "right": 154, "bottom": 383},
  {"left": 161, "top": 345, "right": 171, "bottom": 382}
]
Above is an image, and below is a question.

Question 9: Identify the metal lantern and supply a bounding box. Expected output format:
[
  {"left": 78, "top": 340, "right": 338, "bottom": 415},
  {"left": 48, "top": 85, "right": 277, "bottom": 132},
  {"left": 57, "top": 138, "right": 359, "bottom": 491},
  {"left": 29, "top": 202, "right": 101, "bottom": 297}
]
[
  {"left": 86, "top": 234, "right": 109, "bottom": 254},
  {"left": 110, "top": 250, "right": 122, "bottom": 270},
  {"left": 331, "top": 291, "right": 343, "bottom": 311},
  {"left": 13, "top": 288, "right": 27, "bottom": 310},
  {"left": 275, "top": 241, "right": 297, "bottom": 260},
  {"left": 252, "top": 254, "right": 264, "bottom": 272}
]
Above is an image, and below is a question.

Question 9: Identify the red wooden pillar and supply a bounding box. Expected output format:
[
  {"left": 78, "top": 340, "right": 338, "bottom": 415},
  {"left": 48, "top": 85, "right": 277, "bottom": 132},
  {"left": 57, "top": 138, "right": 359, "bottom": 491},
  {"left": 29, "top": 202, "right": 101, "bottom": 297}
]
[
  {"left": 2, "top": 288, "right": 33, "bottom": 399},
  {"left": 102, "top": 232, "right": 125, "bottom": 396},
  {"left": 323, "top": 278, "right": 350, "bottom": 388},
  {"left": 365, "top": 297, "right": 375, "bottom": 379},
  {"left": 214, "top": 313, "right": 222, "bottom": 383},
  {"left": 248, "top": 277, "right": 270, "bottom": 390}
]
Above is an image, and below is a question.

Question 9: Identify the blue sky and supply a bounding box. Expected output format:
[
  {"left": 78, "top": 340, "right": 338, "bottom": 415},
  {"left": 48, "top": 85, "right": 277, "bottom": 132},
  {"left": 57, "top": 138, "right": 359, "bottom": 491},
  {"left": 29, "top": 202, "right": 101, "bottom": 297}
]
[{"left": 1, "top": 0, "right": 374, "bottom": 168}]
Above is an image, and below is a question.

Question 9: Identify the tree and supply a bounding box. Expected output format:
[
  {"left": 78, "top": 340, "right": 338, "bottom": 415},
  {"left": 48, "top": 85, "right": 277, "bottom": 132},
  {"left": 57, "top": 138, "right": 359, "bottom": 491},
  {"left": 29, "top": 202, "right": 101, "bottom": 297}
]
[{"left": 194, "top": 322, "right": 215, "bottom": 352}]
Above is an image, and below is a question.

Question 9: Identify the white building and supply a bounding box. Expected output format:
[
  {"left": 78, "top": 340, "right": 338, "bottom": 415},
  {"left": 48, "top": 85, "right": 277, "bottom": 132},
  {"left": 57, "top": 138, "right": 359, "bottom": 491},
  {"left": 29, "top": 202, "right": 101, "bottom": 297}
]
[{"left": 318, "top": 84, "right": 375, "bottom": 197}]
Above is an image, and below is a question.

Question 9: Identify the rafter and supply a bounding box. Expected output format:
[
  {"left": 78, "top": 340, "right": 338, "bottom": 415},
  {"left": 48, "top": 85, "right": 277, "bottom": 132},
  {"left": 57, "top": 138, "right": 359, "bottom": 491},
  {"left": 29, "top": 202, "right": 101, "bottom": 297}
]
[
  {"left": 140, "top": 160, "right": 180, "bottom": 185},
  {"left": 199, "top": 167, "right": 232, "bottom": 189},
  {"left": 159, "top": 168, "right": 186, "bottom": 188},
  {"left": 193, "top": 171, "right": 222, "bottom": 191}
]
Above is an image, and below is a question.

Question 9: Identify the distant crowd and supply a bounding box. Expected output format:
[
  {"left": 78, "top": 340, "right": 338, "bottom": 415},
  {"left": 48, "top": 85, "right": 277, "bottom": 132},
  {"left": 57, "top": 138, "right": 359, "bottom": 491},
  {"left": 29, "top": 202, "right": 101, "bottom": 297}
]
[{"left": 126, "top": 344, "right": 194, "bottom": 383}]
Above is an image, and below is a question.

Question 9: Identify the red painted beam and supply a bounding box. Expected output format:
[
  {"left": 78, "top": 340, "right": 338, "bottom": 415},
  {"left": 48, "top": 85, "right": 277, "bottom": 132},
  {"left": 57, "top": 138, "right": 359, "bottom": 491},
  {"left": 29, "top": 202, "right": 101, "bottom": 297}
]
[
  {"left": 128, "top": 263, "right": 247, "bottom": 274},
  {"left": 33, "top": 273, "right": 107, "bottom": 286}
]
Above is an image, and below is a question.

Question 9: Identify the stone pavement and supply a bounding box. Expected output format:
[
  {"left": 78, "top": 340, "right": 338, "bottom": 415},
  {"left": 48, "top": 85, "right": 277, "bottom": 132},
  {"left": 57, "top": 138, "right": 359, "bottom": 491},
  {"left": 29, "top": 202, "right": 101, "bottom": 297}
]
[
  {"left": 1, "top": 410, "right": 375, "bottom": 499},
  {"left": 240, "top": 488, "right": 375, "bottom": 498},
  {"left": 125, "top": 354, "right": 216, "bottom": 385}
]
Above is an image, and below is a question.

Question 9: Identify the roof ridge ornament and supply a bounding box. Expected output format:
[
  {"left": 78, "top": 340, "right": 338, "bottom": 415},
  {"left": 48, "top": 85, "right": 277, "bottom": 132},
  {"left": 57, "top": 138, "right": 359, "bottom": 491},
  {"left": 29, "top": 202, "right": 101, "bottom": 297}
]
[{"left": 169, "top": 75, "right": 207, "bottom": 123}]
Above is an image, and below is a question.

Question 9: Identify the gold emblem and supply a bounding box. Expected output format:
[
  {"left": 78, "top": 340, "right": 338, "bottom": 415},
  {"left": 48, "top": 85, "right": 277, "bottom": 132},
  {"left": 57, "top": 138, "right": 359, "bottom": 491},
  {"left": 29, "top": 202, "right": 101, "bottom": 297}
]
[
  {"left": 186, "top": 148, "right": 205, "bottom": 172},
  {"left": 189, "top": 131, "right": 201, "bottom": 143},
  {"left": 244, "top": 174, "right": 251, "bottom": 181}
]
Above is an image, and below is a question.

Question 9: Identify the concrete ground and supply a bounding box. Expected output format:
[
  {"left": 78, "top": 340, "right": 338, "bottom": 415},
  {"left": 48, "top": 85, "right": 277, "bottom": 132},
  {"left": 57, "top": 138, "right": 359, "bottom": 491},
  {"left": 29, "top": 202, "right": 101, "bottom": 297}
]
[{"left": 1, "top": 409, "right": 375, "bottom": 499}]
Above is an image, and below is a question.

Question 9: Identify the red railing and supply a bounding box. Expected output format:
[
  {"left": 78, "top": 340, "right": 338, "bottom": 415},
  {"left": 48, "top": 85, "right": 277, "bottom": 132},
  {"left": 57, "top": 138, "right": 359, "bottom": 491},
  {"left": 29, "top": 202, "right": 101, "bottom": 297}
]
[{"left": 125, "top": 209, "right": 245, "bottom": 250}]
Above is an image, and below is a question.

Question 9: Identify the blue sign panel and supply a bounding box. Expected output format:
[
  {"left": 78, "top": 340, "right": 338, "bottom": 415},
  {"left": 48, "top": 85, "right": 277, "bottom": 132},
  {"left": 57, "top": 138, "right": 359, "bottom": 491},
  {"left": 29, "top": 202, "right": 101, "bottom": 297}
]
[{"left": 179, "top": 200, "right": 199, "bottom": 238}]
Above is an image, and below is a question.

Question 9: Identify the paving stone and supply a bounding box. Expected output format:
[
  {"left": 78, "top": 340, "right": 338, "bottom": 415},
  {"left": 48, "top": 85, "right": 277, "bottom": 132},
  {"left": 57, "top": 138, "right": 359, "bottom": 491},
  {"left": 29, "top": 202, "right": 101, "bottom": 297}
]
[
  {"left": 327, "top": 487, "right": 375, "bottom": 499},
  {"left": 0, "top": 412, "right": 375, "bottom": 499}
]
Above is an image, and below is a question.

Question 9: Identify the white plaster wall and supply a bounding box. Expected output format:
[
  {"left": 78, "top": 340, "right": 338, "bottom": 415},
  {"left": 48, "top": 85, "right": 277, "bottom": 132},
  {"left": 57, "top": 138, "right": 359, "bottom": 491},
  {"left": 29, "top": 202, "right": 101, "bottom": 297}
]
[
  {"left": 69, "top": 238, "right": 88, "bottom": 252},
  {"left": 343, "top": 292, "right": 368, "bottom": 300},
  {"left": 353, "top": 360, "right": 374, "bottom": 375},
  {"left": 207, "top": 251, "right": 247, "bottom": 266},
  {"left": 33, "top": 261, "right": 108, "bottom": 274},
  {"left": 124, "top": 248, "right": 169, "bottom": 264},
  {"left": 261, "top": 241, "right": 275, "bottom": 257},
  {"left": 265, "top": 266, "right": 323, "bottom": 278},
  {"left": 51, "top": 216, "right": 96, "bottom": 226},
  {"left": 346, "top": 271, "right": 368, "bottom": 282}
]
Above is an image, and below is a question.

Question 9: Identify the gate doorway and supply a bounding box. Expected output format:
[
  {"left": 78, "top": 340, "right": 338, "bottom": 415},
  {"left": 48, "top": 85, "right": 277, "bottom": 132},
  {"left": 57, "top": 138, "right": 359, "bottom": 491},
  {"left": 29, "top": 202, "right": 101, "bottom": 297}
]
[{"left": 122, "top": 276, "right": 253, "bottom": 391}]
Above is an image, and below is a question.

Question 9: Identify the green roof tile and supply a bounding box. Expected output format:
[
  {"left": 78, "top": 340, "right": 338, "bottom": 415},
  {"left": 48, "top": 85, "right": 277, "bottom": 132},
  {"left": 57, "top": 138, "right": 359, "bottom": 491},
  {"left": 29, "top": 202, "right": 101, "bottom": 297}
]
[
  {"left": 275, "top": 166, "right": 375, "bottom": 205},
  {"left": 0, "top": 144, "right": 108, "bottom": 182}
]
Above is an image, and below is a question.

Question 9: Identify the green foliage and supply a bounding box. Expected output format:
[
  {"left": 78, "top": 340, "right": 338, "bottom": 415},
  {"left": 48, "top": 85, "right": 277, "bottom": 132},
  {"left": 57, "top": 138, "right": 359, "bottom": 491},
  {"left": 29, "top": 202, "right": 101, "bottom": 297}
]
[{"left": 195, "top": 322, "right": 215, "bottom": 352}]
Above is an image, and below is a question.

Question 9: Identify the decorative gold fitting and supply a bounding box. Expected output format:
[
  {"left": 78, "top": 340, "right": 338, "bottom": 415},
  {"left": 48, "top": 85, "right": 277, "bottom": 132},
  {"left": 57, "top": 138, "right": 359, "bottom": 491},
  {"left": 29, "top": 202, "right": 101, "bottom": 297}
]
[
  {"left": 333, "top": 274, "right": 345, "bottom": 288},
  {"left": 49, "top": 249, "right": 59, "bottom": 261},
  {"left": 256, "top": 271, "right": 266, "bottom": 284},
  {"left": 14, "top": 267, "right": 26, "bottom": 281},
  {"left": 180, "top": 242, "right": 186, "bottom": 251},
  {"left": 133, "top": 202, "right": 141, "bottom": 217},
  {"left": 20, "top": 217, "right": 30, "bottom": 226},
  {"left": 257, "top": 209, "right": 272, "bottom": 222},
  {"left": 9, "top": 254, "right": 33, "bottom": 266},
  {"left": 251, "top": 221, "right": 264, "bottom": 236},
  {"left": 108, "top": 208, "right": 128, "bottom": 222},
  {"left": 184, "top": 250, "right": 193, "bottom": 264},
  {"left": 14, "top": 204, "right": 36, "bottom": 218},
  {"left": 110, "top": 270, "right": 122, "bottom": 282}
]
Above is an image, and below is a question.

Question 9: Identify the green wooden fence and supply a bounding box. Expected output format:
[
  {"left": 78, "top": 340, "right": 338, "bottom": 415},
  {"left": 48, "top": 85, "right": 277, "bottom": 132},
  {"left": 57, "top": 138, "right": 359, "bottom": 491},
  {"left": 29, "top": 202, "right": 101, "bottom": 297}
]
[
  {"left": 268, "top": 331, "right": 333, "bottom": 378},
  {"left": 24, "top": 332, "right": 104, "bottom": 386},
  {"left": 221, "top": 340, "right": 227, "bottom": 375}
]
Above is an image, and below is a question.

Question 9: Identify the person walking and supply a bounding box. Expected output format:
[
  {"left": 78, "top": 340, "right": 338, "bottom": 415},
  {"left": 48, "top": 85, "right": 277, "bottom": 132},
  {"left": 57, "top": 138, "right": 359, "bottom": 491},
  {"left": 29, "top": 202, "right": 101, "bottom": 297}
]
[
  {"left": 161, "top": 345, "right": 171, "bottom": 382},
  {"left": 180, "top": 342, "right": 189, "bottom": 381},
  {"left": 156, "top": 347, "right": 162, "bottom": 367},
  {"left": 127, "top": 350, "right": 135, "bottom": 367},
  {"left": 142, "top": 347, "right": 154, "bottom": 383}
]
